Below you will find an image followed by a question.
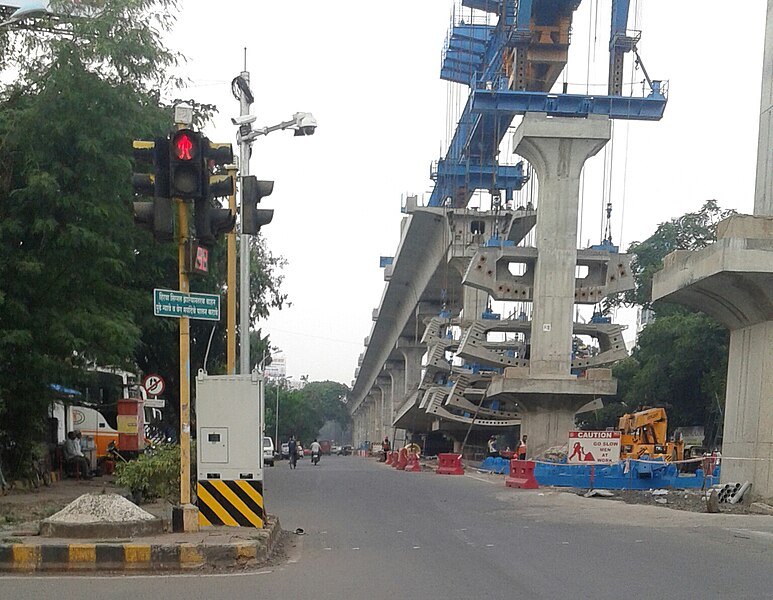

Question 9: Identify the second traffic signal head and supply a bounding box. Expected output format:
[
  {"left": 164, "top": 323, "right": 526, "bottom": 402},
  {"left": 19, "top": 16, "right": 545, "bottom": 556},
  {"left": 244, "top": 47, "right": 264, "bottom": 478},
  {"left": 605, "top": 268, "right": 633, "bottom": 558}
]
[
  {"left": 133, "top": 197, "right": 174, "bottom": 241},
  {"left": 241, "top": 175, "right": 274, "bottom": 235},
  {"left": 169, "top": 129, "right": 203, "bottom": 199},
  {"left": 132, "top": 137, "right": 170, "bottom": 198},
  {"left": 194, "top": 198, "right": 236, "bottom": 247}
]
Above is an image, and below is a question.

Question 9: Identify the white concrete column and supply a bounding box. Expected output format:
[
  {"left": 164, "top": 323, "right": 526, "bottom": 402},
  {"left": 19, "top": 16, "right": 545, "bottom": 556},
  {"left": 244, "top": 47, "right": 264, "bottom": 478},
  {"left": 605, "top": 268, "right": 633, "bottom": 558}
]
[
  {"left": 513, "top": 114, "right": 611, "bottom": 376},
  {"left": 722, "top": 321, "right": 773, "bottom": 497},
  {"left": 521, "top": 399, "right": 580, "bottom": 457},
  {"left": 754, "top": 0, "right": 773, "bottom": 216},
  {"left": 386, "top": 363, "right": 405, "bottom": 425},
  {"left": 399, "top": 346, "right": 425, "bottom": 394},
  {"left": 375, "top": 378, "right": 391, "bottom": 441}
]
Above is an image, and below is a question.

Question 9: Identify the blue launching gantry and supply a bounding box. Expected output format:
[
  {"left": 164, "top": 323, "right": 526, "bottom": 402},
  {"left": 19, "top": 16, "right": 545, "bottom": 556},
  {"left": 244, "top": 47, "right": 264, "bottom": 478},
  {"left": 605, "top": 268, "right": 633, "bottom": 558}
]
[{"left": 429, "top": 0, "right": 666, "bottom": 208}]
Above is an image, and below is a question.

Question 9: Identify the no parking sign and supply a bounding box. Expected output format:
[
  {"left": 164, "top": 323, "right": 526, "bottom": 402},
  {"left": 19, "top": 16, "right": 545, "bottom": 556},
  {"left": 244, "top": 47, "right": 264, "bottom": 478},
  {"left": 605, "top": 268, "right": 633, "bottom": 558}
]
[{"left": 143, "top": 374, "right": 165, "bottom": 397}]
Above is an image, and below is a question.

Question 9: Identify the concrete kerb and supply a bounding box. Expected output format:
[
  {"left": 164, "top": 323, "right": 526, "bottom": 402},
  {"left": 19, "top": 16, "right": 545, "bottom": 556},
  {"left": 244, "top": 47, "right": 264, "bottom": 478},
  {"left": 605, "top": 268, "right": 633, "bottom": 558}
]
[{"left": 0, "top": 515, "right": 282, "bottom": 572}]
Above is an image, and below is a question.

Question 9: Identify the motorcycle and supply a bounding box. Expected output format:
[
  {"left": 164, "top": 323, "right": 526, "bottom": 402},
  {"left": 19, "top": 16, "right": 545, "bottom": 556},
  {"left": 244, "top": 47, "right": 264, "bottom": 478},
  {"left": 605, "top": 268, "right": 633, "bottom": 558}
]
[{"left": 311, "top": 450, "right": 320, "bottom": 466}]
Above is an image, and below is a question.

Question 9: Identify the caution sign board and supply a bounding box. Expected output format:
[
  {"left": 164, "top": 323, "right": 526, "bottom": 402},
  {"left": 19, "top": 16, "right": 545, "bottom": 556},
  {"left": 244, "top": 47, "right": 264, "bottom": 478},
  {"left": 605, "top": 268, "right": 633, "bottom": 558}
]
[{"left": 567, "top": 431, "right": 621, "bottom": 464}]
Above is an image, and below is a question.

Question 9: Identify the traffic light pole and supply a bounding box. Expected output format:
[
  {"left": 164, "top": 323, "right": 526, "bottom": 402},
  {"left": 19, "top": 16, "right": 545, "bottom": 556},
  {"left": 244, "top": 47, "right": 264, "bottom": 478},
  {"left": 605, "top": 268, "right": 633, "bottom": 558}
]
[
  {"left": 238, "top": 69, "right": 252, "bottom": 376},
  {"left": 177, "top": 197, "right": 193, "bottom": 510},
  {"left": 174, "top": 106, "right": 198, "bottom": 533}
]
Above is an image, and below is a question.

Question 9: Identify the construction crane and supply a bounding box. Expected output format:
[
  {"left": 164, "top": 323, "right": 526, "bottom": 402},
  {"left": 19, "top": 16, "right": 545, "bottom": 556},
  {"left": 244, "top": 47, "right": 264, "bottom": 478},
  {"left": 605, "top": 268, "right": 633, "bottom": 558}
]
[
  {"left": 430, "top": 0, "right": 666, "bottom": 208},
  {"left": 618, "top": 407, "right": 685, "bottom": 462}
]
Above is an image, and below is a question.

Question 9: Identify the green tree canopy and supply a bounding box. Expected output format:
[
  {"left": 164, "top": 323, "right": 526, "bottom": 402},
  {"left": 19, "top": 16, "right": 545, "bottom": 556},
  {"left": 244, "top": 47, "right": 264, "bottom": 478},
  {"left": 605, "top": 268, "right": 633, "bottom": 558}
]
[
  {"left": 591, "top": 200, "right": 733, "bottom": 440},
  {"left": 0, "top": 1, "right": 291, "bottom": 463},
  {"left": 300, "top": 381, "right": 351, "bottom": 428},
  {"left": 265, "top": 380, "right": 351, "bottom": 447},
  {"left": 609, "top": 199, "right": 735, "bottom": 311},
  {"left": 0, "top": 0, "right": 179, "bottom": 458}
]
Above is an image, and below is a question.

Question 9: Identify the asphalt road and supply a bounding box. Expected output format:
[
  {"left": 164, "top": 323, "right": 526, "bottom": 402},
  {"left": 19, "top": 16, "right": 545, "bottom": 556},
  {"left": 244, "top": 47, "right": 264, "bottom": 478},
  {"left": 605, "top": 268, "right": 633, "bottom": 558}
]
[{"left": 5, "top": 455, "right": 773, "bottom": 599}]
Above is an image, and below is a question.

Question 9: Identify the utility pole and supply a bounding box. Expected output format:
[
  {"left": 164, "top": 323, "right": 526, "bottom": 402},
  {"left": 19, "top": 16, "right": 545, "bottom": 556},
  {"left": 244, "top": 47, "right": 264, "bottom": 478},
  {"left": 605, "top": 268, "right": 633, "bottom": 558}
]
[
  {"left": 238, "top": 69, "right": 252, "bottom": 375},
  {"left": 275, "top": 381, "right": 280, "bottom": 447},
  {"left": 231, "top": 56, "right": 316, "bottom": 375}
]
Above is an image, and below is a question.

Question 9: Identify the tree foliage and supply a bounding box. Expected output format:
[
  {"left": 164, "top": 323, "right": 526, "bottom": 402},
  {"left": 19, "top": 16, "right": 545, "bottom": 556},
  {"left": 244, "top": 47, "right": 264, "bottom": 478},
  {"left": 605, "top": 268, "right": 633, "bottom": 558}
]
[
  {"left": 593, "top": 200, "right": 733, "bottom": 436},
  {"left": 609, "top": 200, "right": 735, "bottom": 310},
  {"left": 0, "top": 1, "right": 290, "bottom": 460},
  {"left": 0, "top": 0, "right": 179, "bottom": 457},
  {"left": 265, "top": 380, "right": 350, "bottom": 446}
]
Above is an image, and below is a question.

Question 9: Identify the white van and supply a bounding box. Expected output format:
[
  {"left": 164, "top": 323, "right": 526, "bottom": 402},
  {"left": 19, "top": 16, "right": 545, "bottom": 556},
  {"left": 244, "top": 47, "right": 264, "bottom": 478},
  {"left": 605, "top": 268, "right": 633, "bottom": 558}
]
[{"left": 263, "top": 437, "right": 275, "bottom": 467}]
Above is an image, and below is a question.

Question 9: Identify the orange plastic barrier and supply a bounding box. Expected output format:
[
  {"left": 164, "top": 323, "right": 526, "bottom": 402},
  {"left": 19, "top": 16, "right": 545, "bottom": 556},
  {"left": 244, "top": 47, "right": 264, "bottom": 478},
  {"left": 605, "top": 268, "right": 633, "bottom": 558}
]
[
  {"left": 395, "top": 448, "right": 408, "bottom": 470},
  {"left": 505, "top": 459, "right": 539, "bottom": 489},
  {"left": 405, "top": 452, "right": 421, "bottom": 472},
  {"left": 436, "top": 453, "right": 464, "bottom": 475},
  {"left": 385, "top": 451, "right": 394, "bottom": 465}
]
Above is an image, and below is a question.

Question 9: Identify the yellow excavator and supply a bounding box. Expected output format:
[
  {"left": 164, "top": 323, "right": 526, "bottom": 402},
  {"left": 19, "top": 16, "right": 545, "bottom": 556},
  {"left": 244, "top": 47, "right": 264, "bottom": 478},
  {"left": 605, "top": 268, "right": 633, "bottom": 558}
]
[{"left": 617, "top": 408, "right": 684, "bottom": 462}]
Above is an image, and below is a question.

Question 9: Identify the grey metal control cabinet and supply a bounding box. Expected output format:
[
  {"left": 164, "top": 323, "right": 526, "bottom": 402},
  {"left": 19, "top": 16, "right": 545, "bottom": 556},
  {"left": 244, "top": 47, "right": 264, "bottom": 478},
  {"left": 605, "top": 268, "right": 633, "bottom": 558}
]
[{"left": 196, "top": 372, "right": 264, "bottom": 482}]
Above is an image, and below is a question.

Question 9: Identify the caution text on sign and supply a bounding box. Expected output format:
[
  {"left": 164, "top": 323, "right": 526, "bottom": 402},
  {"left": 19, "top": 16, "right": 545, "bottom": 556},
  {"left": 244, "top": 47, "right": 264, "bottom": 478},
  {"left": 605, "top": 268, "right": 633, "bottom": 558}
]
[{"left": 567, "top": 431, "right": 621, "bottom": 464}]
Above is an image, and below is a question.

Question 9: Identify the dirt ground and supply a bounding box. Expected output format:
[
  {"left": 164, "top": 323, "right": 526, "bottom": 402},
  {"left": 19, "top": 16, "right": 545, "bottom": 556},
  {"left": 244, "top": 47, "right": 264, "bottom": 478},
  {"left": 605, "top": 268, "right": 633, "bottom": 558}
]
[
  {"left": 596, "top": 487, "right": 756, "bottom": 514},
  {"left": 0, "top": 471, "right": 767, "bottom": 538},
  {"left": 0, "top": 475, "right": 169, "bottom": 536}
]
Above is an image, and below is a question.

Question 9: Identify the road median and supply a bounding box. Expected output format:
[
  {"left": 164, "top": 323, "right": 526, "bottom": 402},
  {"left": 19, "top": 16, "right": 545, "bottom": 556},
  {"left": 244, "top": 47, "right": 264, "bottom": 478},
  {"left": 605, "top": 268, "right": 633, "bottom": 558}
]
[{"left": 0, "top": 515, "right": 281, "bottom": 572}]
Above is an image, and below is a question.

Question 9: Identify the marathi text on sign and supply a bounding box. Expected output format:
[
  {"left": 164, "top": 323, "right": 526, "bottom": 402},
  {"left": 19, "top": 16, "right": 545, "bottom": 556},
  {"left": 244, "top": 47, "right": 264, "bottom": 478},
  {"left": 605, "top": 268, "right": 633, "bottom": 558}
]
[{"left": 153, "top": 288, "right": 220, "bottom": 321}]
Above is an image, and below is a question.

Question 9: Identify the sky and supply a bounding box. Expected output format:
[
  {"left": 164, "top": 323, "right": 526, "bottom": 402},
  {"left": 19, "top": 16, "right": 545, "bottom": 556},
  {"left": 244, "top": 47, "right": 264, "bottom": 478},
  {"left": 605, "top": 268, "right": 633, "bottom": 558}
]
[{"left": 164, "top": 1, "right": 768, "bottom": 385}]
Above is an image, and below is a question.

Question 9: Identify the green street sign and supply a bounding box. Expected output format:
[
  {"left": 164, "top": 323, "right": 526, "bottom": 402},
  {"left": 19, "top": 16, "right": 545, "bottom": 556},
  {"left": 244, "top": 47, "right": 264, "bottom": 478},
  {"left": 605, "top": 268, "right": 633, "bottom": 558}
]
[{"left": 154, "top": 288, "right": 220, "bottom": 321}]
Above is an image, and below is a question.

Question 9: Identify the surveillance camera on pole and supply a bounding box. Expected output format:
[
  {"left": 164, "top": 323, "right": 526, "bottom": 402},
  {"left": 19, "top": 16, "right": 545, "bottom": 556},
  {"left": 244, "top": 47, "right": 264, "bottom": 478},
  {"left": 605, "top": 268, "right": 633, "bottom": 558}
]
[
  {"left": 233, "top": 112, "right": 318, "bottom": 141},
  {"left": 291, "top": 112, "right": 317, "bottom": 136}
]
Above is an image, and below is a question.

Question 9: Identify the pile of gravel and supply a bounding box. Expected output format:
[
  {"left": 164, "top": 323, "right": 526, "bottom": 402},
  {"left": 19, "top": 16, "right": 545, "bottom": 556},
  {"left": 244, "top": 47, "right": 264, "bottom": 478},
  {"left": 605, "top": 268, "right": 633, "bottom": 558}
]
[{"left": 47, "top": 493, "right": 156, "bottom": 524}]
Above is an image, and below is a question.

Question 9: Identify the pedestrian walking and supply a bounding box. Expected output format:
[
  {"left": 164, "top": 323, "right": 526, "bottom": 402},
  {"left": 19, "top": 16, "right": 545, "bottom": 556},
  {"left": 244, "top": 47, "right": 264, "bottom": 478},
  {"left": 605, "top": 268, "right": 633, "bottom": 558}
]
[
  {"left": 517, "top": 435, "right": 528, "bottom": 460},
  {"left": 288, "top": 436, "right": 298, "bottom": 469}
]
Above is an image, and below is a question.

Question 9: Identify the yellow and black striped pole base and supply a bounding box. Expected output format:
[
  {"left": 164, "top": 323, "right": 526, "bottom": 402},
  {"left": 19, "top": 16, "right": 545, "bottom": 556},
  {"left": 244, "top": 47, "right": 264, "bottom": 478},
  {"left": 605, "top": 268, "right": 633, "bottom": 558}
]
[{"left": 197, "top": 480, "right": 265, "bottom": 528}]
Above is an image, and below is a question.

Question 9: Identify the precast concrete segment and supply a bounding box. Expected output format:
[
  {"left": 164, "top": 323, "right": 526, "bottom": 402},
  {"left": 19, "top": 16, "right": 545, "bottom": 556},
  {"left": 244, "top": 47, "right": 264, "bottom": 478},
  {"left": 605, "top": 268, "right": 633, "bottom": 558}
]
[
  {"left": 457, "top": 318, "right": 627, "bottom": 371},
  {"left": 424, "top": 387, "right": 520, "bottom": 427},
  {"left": 653, "top": 218, "right": 773, "bottom": 329},
  {"left": 463, "top": 246, "right": 633, "bottom": 303},
  {"left": 444, "top": 370, "right": 521, "bottom": 419},
  {"left": 512, "top": 113, "right": 611, "bottom": 376}
]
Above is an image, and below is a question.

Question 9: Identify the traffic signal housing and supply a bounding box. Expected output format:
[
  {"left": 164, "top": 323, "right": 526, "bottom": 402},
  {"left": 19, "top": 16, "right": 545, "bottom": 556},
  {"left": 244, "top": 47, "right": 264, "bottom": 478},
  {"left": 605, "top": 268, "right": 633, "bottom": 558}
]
[
  {"left": 204, "top": 142, "right": 234, "bottom": 198},
  {"left": 241, "top": 175, "right": 274, "bottom": 235},
  {"left": 170, "top": 129, "right": 204, "bottom": 199},
  {"left": 133, "top": 197, "right": 174, "bottom": 241},
  {"left": 132, "top": 137, "right": 170, "bottom": 198},
  {"left": 132, "top": 137, "right": 173, "bottom": 240},
  {"left": 194, "top": 198, "right": 236, "bottom": 247}
]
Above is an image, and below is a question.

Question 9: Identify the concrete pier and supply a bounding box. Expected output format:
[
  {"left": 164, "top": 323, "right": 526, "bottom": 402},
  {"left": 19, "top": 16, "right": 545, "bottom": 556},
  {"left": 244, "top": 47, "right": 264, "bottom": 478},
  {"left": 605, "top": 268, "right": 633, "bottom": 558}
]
[{"left": 652, "top": 0, "right": 773, "bottom": 500}]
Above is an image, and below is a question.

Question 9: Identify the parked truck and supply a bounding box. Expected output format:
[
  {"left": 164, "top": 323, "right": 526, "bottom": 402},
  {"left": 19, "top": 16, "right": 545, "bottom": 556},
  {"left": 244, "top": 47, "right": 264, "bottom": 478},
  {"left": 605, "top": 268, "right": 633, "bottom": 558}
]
[{"left": 51, "top": 367, "right": 162, "bottom": 471}]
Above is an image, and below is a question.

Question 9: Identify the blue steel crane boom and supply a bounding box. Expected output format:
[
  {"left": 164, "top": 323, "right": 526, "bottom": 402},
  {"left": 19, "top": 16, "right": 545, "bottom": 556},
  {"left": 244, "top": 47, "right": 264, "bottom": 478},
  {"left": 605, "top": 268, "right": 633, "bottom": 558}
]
[{"left": 429, "top": 0, "right": 665, "bottom": 208}]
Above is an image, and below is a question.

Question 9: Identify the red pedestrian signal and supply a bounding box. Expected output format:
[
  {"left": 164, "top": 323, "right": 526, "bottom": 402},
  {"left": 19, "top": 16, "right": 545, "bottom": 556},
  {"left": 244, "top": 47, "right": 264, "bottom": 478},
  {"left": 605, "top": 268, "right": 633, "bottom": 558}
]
[
  {"left": 173, "top": 132, "right": 196, "bottom": 161},
  {"left": 170, "top": 129, "right": 203, "bottom": 199}
]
